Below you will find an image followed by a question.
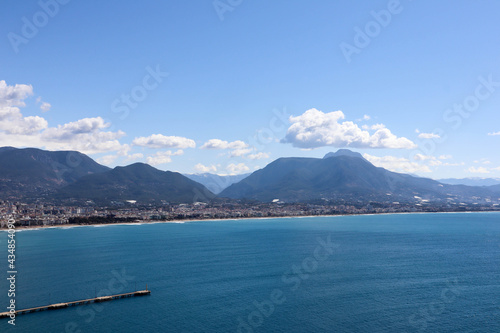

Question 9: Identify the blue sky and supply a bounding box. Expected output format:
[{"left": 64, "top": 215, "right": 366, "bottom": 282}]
[{"left": 1, "top": 0, "right": 499, "bottom": 178}]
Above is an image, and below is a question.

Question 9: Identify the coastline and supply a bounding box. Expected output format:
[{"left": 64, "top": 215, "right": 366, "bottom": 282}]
[{"left": 2, "top": 210, "right": 499, "bottom": 232}]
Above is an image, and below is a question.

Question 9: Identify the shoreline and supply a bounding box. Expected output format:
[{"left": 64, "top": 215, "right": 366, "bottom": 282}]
[{"left": 2, "top": 210, "right": 499, "bottom": 231}]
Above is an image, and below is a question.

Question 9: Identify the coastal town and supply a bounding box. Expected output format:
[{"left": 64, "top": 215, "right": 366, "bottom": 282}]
[{"left": 1, "top": 199, "right": 498, "bottom": 228}]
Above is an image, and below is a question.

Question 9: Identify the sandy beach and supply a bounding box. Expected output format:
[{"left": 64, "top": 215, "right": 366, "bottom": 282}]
[{"left": 2, "top": 210, "right": 499, "bottom": 232}]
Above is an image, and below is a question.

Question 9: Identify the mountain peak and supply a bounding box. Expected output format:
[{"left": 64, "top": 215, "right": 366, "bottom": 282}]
[
  {"left": 122, "top": 162, "right": 154, "bottom": 170},
  {"left": 0, "top": 147, "right": 110, "bottom": 200},
  {"left": 323, "top": 149, "right": 365, "bottom": 160}
]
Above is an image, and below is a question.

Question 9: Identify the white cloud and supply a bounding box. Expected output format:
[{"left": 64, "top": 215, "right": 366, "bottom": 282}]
[
  {"left": 229, "top": 148, "right": 253, "bottom": 157},
  {"left": 487, "top": 131, "right": 500, "bottom": 136},
  {"left": 200, "top": 139, "right": 248, "bottom": 150},
  {"left": 133, "top": 134, "right": 195, "bottom": 149},
  {"left": 467, "top": 166, "right": 490, "bottom": 174},
  {"left": 370, "top": 123, "right": 386, "bottom": 131},
  {"left": 283, "top": 109, "right": 416, "bottom": 149},
  {"left": 0, "top": 91, "right": 48, "bottom": 135},
  {"left": 492, "top": 166, "right": 500, "bottom": 172},
  {"left": 443, "top": 162, "right": 465, "bottom": 166},
  {"left": 364, "top": 153, "right": 432, "bottom": 174},
  {"left": 194, "top": 163, "right": 217, "bottom": 173},
  {"left": 201, "top": 139, "right": 253, "bottom": 158},
  {"left": 0, "top": 81, "right": 128, "bottom": 155},
  {"left": 147, "top": 155, "right": 171, "bottom": 166},
  {"left": 414, "top": 154, "right": 435, "bottom": 161},
  {"left": 0, "top": 112, "right": 48, "bottom": 134},
  {"left": 146, "top": 150, "right": 184, "bottom": 166},
  {"left": 357, "top": 114, "right": 371, "bottom": 121},
  {"left": 413, "top": 154, "right": 464, "bottom": 167},
  {"left": 363, "top": 124, "right": 386, "bottom": 130},
  {"left": 0, "top": 80, "right": 33, "bottom": 107},
  {"left": 226, "top": 163, "right": 250, "bottom": 175},
  {"left": 427, "top": 160, "right": 442, "bottom": 167},
  {"left": 43, "top": 117, "right": 111, "bottom": 140},
  {"left": 36, "top": 97, "right": 51, "bottom": 112},
  {"left": 97, "top": 154, "right": 118, "bottom": 166},
  {"left": 48, "top": 137, "right": 128, "bottom": 155},
  {"left": 248, "top": 152, "right": 270, "bottom": 160},
  {"left": 125, "top": 153, "right": 144, "bottom": 162},
  {"left": 40, "top": 102, "right": 51, "bottom": 112},
  {"left": 474, "top": 158, "right": 491, "bottom": 165},
  {"left": 418, "top": 132, "right": 441, "bottom": 139},
  {"left": 40, "top": 117, "right": 128, "bottom": 155},
  {"left": 361, "top": 124, "right": 386, "bottom": 131}
]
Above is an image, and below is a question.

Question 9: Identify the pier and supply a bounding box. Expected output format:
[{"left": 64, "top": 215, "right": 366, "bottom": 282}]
[{"left": 0, "top": 289, "right": 151, "bottom": 318}]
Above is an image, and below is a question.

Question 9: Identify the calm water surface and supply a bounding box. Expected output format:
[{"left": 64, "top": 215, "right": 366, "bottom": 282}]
[{"left": 1, "top": 212, "right": 499, "bottom": 332}]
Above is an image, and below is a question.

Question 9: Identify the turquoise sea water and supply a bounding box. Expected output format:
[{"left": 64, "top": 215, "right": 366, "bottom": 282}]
[{"left": 1, "top": 212, "right": 499, "bottom": 332}]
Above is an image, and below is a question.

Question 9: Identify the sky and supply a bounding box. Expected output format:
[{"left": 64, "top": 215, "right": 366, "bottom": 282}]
[{"left": 1, "top": 0, "right": 500, "bottom": 179}]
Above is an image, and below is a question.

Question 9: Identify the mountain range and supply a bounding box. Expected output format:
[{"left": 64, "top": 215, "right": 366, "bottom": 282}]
[
  {"left": 1, "top": 146, "right": 499, "bottom": 206},
  {"left": 219, "top": 150, "right": 500, "bottom": 204},
  {"left": 437, "top": 177, "right": 500, "bottom": 187},
  {"left": 0, "top": 147, "right": 213, "bottom": 204},
  {"left": 0, "top": 147, "right": 109, "bottom": 199},
  {"left": 55, "top": 163, "right": 215, "bottom": 205}
]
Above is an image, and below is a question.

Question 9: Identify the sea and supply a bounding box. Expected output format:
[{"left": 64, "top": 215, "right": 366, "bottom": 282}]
[{"left": 1, "top": 212, "right": 499, "bottom": 332}]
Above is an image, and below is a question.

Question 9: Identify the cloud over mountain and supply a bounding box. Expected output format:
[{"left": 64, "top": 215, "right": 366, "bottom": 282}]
[
  {"left": 146, "top": 150, "right": 184, "bottom": 166},
  {"left": 0, "top": 81, "right": 127, "bottom": 155},
  {"left": 226, "top": 162, "right": 249, "bottom": 175},
  {"left": 132, "top": 134, "right": 196, "bottom": 149},
  {"left": 282, "top": 108, "right": 417, "bottom": 149},
  {"left": 200, "top": 139, "right": 255, "bottom": 159},
  {"left": 363, "top": 153, "right": 432, "bottom": 174},
  {"left": 200, "top": 139, "right": 248, "bottom": 150}
]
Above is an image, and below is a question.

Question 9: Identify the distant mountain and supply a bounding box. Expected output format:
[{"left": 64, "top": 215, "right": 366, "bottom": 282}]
[
  {"left": 219, "top": 149, "right": 497, "bottom": 204},
  {"left": 55, "top": 163, "right": 215, "bottom": 204},
  {"left": 489, "top": 184, "right": 500, "bottom": 194},
  {"left": 0, "top": 147, "right": 17, "bottom": 154},
  {"left": 0, "top": 147, "right": 109, "bottom": 199},
  {"left": 438, "top": 177, "right": 500, "bottom": 187},
  {"left": 183, "top": 173, "right": 250, "bottom": 194},
  {"left": 323, "top": 149, "right": 366, "bottom": 160},
  {"left": 2, "top": 146, "right": 498, "bottom": 206}
]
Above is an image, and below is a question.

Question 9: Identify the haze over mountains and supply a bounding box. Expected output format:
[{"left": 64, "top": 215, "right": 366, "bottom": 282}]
[
  {"left": 183, "top": 173, "right": 250, "bottom": 194},
  {"left": 437, "top": 178, "right": 500, "bottom": 187},
  {"left": 0, "top": 146, "right": 499, "bottom": 206}
]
